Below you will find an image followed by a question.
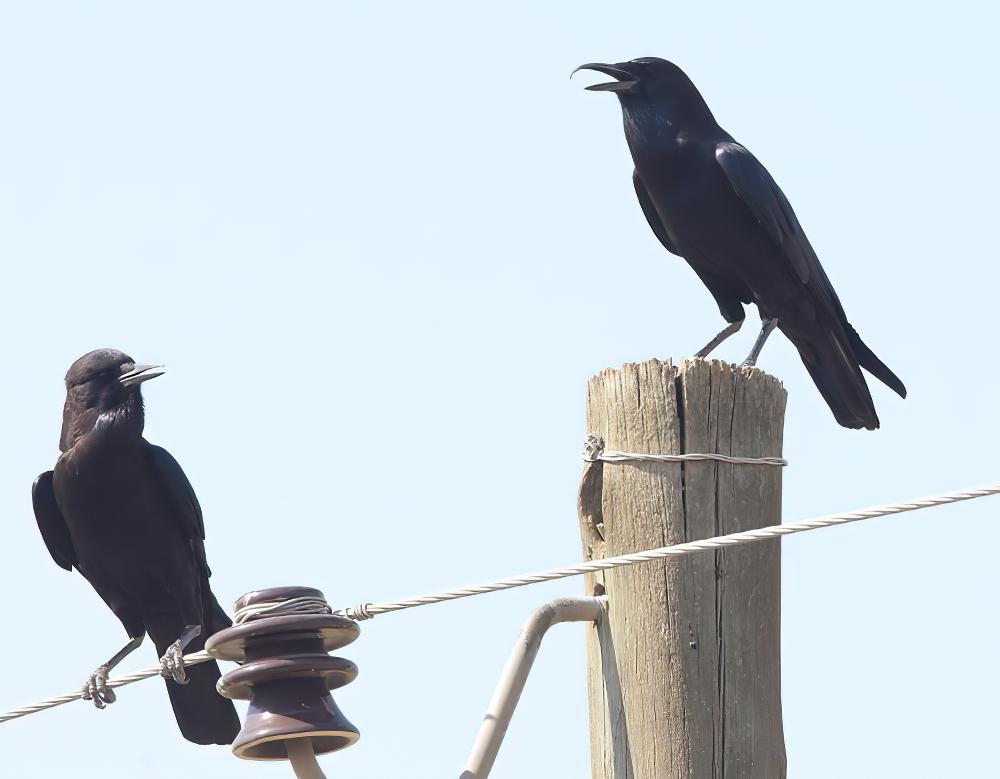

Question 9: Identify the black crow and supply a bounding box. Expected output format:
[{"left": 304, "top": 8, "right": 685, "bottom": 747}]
[
  {"left": 575, "top": 57, "right": 905, "bottom": 429},
  {"left": 32, "top": 348, "right": 239, "bottom": 744}
]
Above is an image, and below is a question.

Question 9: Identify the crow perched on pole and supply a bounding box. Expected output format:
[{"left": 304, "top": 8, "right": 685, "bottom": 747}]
[
  {"left": 31, "top": 348, "right": 239, "bottom": 745},
  {"left": 575, "top": 57, "right": 905, "bottom": 429}
]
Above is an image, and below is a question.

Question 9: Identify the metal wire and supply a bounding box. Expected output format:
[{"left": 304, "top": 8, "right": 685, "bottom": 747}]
[
  {"left": 581, "top": 434, "right": 788, "bottom": 466},
  {"left": 337, "top": 484, "right": 1000, "bottom": 620},
  {"left": 598, "top": 450, "right": 789, "bottom": 466},
  {"left": 233, "top": 596, "right": 332, "bottom": 624},
  {"left": 0, "top": 651, "right": 215, "bottom": 724},
  {"left": 2, "top": 483, "right": 998, "bottom": 724},
  {"left": 0, "top": 596, "right": 331, "bottom": 724}
]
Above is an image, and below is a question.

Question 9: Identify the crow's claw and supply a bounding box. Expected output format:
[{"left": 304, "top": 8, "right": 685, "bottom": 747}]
[
  {"left": 159, "top": 641, "right": 189, "bottom": 685},
  {"left": 81, "top": 665, "right": 116, "bottom": 709}
]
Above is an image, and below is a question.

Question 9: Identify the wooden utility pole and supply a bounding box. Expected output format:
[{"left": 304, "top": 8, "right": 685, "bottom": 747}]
[{"left": 578, "top": 358, "right": 787, "bottom": 779}]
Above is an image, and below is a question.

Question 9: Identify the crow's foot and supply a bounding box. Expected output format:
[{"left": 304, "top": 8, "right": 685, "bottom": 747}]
[
  {"left": 159, "top": 641, "right": 189, "bottom": 685},
  {"left": 81, "top": 665, "right": 116, "bottom": 709}
]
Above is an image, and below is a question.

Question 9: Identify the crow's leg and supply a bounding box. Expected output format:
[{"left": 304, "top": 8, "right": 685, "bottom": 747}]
[
  {"left": 81, "top": 635, "right": 144, "bottom": 710},
  {"left": 159, "top": 624, "right": 202, "bottom": 685},
  {"left": 695, "top": 319, "right": 743, "bottom": 359},
  {"left": 741, "top": 318, "right": 779, "bottom": 367}
]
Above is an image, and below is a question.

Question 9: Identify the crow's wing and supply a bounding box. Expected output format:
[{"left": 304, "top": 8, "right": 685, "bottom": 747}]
[
  {"left": 633, "top": 170, "right": 681, "bottom": 256},
  {"left": 714, "top": 141, "right": 817, "bottom": 286},
  {"left": 146, "top": 443, "right": 211, "bottom": 577},
  {"left": 715, "top": 140, "right": 906, "bottom": 398},
  {"left": 32, "top": 471, "right": 76, "bottom": 571}
]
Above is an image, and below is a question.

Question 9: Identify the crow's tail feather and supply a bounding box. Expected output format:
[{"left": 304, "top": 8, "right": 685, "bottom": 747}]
[
  {"left": 792, "top": 325, "right": 881, "bottom": 430},
  {"left": 203, "top": 587, "right": 234, "bottom": 637},
  {"left": 846, "top": 323, "right": 907, "bottom": 399}
]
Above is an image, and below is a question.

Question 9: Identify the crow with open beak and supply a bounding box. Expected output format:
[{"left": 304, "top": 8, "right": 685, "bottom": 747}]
[
  {"left": 32, "top": 348, "right": 240, "bottom": 744},
  {"left": 574, "top": 58, "right": 905, "bottom": 429}
]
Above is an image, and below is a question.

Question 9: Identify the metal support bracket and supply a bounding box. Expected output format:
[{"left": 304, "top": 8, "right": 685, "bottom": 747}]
[{"left": 460, "top": 596, "right": 607, "bottom": 778}]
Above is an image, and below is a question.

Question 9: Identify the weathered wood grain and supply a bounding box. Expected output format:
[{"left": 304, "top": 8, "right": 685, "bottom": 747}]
[{"left": 580, "top": 358, "right": 786, "bottom": 779}]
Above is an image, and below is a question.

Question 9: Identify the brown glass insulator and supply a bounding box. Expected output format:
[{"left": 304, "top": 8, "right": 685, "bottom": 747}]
[{"left": 206, "top": 586, "right": 361, "bottom": 761}]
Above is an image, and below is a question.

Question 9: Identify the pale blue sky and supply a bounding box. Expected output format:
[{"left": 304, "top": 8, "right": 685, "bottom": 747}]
[{"left": 1, "top": 2, "right": 998, "bottom": 777}]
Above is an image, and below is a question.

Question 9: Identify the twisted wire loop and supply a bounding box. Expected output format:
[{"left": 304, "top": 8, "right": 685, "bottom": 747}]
[
  {"left": 581, "top": 434, "right": 788, "bottom": 467},
  {"left": 234, "top": 596, "right": 332, "bottom": 625},
  {"left": 340, "top": 603, "right": 375, "bottom": 621},
  {"left": 3, "top": 483, "right": 999, "bottom": 725}
]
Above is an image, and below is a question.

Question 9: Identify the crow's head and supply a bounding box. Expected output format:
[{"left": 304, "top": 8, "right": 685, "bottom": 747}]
[
  {"left": 574, "top": 58, "right": 712, "bottom": 122},
  {"left": 60, "top": 349, "right": 165, "bottom": 449}
]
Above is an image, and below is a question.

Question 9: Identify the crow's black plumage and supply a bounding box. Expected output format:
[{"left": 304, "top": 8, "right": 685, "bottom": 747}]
[
  {"left": 576, "top": 57, "right": 905, "bottom": 429},
  {"left": 32, "top": 348, "right": 239, "bottom": 745}
]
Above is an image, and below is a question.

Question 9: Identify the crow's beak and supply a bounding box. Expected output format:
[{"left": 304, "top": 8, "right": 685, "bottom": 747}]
[
  {"left": 571, "top": 63, "right": 639, "bottom": 93},
  {"left": 119, "top": 363, "right": 166, "bottom": 387}
]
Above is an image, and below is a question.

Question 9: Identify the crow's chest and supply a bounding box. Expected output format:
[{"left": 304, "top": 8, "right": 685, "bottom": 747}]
[
  {"left": 54, "top": 449, "right": 176, "bottom": 554},
  {"left": 638, "top": 154, "right": 766, "bottom": 266}
]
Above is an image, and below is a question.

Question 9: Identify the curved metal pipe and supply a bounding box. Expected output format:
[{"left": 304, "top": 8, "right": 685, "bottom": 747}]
[
  {"left": 461, "top": 596, "right": 607, "bottom": 778},
  {"left": 287, "top": 738, "right": 327, "bottom": 779}
]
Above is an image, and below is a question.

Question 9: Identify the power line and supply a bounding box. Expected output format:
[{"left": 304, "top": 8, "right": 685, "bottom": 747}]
[
  {"left": 2, "top": 482, "right": 997, "bottom": 725},
  {"left": 336, "top": 484, "right": 999, "bottom": 620}
]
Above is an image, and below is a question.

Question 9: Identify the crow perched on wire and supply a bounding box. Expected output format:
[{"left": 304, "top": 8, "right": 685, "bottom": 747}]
[
  {"left": 575, "top": 57, "right": 905, "bottom": 429},
  {"left": 31, "top": 348, "right": 239, "bottom": 745}
]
